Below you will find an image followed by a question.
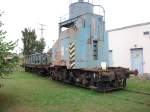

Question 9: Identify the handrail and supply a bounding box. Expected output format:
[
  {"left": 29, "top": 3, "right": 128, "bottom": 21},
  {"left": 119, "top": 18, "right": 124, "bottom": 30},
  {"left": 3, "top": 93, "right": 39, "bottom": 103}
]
[
  {"left": 60, "top": 4, "right": 105, "bottom": 23},
  {"left": 69, "top": 0, "right": 92, "bottom": 5},
  {"left": 93, "top": 4, "right": 105, "bottom": 22}
]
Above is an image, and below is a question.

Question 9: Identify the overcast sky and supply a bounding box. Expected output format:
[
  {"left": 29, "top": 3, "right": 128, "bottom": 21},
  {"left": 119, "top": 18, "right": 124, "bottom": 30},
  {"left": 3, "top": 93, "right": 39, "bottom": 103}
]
[{"left": 0, "top": 0, "right": 150, "bottom": 53}]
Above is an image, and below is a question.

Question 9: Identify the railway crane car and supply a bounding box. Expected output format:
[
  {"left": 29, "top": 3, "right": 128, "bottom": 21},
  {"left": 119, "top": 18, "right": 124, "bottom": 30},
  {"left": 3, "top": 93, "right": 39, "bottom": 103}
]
[{"left": 23, "top": 0, "right": 136, "bottom": 92}]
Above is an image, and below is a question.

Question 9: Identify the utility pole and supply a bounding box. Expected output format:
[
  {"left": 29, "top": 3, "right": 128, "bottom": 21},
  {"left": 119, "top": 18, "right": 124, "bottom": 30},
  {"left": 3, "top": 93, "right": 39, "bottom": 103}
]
[{"left": 39, "top": 23, "right": 46, "bottom": 38}]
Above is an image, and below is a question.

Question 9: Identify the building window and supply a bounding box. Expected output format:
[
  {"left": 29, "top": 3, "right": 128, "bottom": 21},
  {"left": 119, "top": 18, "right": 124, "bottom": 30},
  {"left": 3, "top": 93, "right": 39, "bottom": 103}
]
[
  {"left": 143, "top": 31, "right": 149, "bottom": 35},
  {"left": 93, "top": 40, "right": 98, "bottom": 60}
]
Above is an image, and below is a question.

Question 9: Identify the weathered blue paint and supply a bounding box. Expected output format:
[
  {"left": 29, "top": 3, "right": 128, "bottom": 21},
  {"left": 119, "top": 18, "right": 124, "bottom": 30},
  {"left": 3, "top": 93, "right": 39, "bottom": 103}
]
[
  {"left": 131, "top": 48, "right": 143, "bottom": 75},
  {"left": 59, "top": 17, "right": 108, "bottom": 69},
  {"left": 69, "top": 1, "right": 93, "bottom": 19},
  {"left": 53, "top": 1, "right": 109, "bottom": 69},
  {"left": 61, "top": 37, "right": 70, "bottom": 61}
]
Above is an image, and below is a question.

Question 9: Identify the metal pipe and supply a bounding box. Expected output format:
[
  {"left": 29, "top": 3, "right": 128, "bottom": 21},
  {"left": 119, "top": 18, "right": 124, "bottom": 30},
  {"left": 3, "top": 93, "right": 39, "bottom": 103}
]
[
  {"left": 93, "top": 5, "right": 105, "bottom": 41},
  {"left": 93, "top": 4, "right": 105, "bottom": 22}
]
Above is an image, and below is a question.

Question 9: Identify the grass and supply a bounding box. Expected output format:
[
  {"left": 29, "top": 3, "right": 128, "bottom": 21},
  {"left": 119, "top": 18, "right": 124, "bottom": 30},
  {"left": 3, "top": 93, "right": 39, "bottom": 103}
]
[{"left": 0, "top": 69, "right": 150, "bottom": 112}]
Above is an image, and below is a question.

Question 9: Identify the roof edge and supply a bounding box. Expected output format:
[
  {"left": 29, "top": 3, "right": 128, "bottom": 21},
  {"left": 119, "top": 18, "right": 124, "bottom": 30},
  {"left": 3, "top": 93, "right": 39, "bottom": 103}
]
[{"left": 107, "top": 22, "right": 150, "bottom": 32}]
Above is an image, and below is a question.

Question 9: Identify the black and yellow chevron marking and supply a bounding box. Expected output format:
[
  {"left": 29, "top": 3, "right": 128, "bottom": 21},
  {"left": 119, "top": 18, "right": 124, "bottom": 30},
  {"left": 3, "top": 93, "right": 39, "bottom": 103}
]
[{"left": 69, "top": 43, "right": 75, "bottom": 69}]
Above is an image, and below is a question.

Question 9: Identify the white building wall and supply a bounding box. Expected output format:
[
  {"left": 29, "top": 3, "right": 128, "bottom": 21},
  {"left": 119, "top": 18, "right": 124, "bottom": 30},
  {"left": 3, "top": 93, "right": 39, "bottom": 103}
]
[{"left": 108, "top": 23, "right": 150, "bottom": 74}]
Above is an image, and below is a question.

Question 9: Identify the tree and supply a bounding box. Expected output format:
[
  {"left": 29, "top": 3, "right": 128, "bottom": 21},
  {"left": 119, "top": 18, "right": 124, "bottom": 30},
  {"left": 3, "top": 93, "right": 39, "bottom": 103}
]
[
  {"left": 22, "top": 28, "right": 46, "bottom": 55},
  {"left": 35, "top": 38, "right": 46, "bottom": 53},
  {"left": 0, "top": 10, "right": 17, "bottom": 79},
  {"left": 22, "top": 28, "right": 37, "bottom": 55}
]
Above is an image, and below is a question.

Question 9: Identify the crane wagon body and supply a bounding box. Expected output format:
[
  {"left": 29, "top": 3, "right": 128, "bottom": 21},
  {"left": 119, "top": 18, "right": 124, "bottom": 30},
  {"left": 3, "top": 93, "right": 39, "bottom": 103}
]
[{"left": 22, "top": 0, "right": 137, "bottom": 92}]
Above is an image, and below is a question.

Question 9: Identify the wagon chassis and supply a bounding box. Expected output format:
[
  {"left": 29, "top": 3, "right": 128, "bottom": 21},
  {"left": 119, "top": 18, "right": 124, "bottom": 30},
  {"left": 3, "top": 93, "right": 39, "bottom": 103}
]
[{"left": 24, "top": 64, "right": 133, "bottom": 92}]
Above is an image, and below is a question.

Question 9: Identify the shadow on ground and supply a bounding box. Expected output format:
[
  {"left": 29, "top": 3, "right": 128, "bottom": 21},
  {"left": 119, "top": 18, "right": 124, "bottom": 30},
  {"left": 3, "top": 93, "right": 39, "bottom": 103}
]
[{"left": 0, "top": 92, "right": 16, "bottom": 112}]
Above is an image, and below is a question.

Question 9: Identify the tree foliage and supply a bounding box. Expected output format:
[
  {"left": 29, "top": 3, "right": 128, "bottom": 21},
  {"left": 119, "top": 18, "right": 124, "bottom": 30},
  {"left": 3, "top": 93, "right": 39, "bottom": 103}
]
[
  {"left": 0, "top": 10, "right": 17, "bottom": 78},
  {"left": 35, "top": 38, "right": 46, "bottom": 53},
  {"left": 22, "top": 28, "right": 37, "bottom": 55},
  {"left": 22, "top": 28, "right": 46, "bottom": 55}
]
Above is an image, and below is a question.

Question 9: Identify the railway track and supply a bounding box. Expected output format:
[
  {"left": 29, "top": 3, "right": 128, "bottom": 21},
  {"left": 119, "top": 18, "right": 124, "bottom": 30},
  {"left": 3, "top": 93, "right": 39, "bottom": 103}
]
[
  {"left": 124, "top": 89, "right": 150, "bottom": 96},
  {"left": 27, "top": 72, "right": 150, "bottom": 107},
  {"left": 56, "top": 80, "right": 150, "bottom": 106},
  {"left": 107, "top": 89, "right": 150, "bottom": 107}
]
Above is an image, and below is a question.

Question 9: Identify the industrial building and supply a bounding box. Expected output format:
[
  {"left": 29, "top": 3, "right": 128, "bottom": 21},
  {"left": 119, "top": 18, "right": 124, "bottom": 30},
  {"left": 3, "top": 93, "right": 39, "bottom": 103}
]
[{"left": 108, "top": 22, "right": 150, "bottom": 75}]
